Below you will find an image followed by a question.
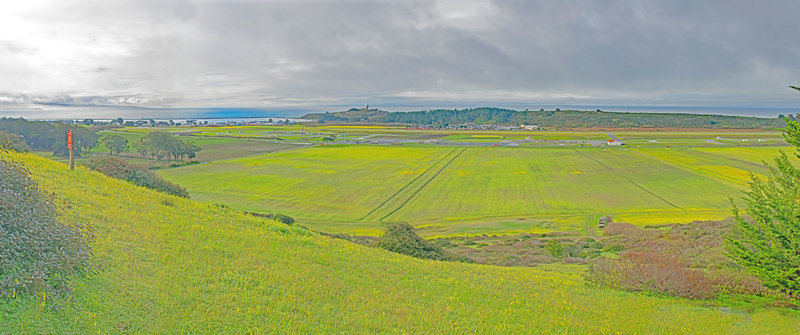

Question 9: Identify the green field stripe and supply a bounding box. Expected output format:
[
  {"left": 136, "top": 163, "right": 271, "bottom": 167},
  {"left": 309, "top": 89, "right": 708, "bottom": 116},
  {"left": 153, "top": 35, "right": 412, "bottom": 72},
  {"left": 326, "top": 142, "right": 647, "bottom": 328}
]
[
  {"left": 572, "top": 149, "right": 683, "bottom": 210},
  {"left": 633, "top": 149, "right": 748, "bottom": 187},
  {"left": 356, "top": 148, "right": 459, "bottom": 221},
  {"left": 685, "top": 148, "right": 767, "bottom": 171},
  {"left": 379, "top": 148, "right": 467, "bottom": 221}
]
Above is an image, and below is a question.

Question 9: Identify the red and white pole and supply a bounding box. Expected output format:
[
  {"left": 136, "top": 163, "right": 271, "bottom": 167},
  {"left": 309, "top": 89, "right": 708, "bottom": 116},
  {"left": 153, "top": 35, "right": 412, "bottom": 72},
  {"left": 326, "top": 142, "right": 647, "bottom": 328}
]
[{"left": 67, "top": 130, "right": 74, "bottom": 170}]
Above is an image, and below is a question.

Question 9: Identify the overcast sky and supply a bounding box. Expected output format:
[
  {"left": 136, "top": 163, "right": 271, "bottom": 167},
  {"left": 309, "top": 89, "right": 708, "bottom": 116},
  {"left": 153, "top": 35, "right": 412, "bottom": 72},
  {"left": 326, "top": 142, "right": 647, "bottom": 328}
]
[{"left": 1, "top": 0, "right": 799, "bottom": 112}]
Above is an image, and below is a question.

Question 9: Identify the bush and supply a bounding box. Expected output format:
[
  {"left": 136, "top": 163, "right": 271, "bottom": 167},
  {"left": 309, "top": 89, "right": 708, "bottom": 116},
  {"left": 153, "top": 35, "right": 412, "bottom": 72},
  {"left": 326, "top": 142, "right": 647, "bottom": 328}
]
[
  {"left": 245, "top": 212, "right": 295, "bottom": 225},
  {"left": 602, "top": 244, "right": 625, "bottom": 253},
  {"left": 0, "top": 156, "right": 96, "bottom": 299},
  {"left": 375, "top": 222, "right": 453, "bottom": 261},
  {"left": 0, "top": 130, "right": 29, "bottom": 152},
  {"left": 562, "top": 243, "right": 584, "bottom": 258},
  {"left": 271, "top": 214, "right": 295, "bottom": 225},
  {"left": 586, "top": 252, "right": 716, "bottom": 299},
  {"left": 83, "top": 156, "right": 189, "bottom": 198},
  {"left": 545, "top": 239, "right": 563, "bottom": 258}
]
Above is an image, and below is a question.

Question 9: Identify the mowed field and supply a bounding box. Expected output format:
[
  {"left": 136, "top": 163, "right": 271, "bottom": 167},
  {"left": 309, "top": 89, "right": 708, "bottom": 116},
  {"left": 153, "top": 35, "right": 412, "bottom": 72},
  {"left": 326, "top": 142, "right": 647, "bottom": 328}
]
[
  {"left": 7, "top": 152, "right": 800, "bottom": 333},
  {"left": 158, "top": 144, "right": 790, "bottom": 236}
]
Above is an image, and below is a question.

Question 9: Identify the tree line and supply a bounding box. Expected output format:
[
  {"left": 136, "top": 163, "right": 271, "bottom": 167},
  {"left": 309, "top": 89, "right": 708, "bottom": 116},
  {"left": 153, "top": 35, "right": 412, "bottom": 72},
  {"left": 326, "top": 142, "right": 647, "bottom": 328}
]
[
  {"left": 332, "top": 107, "right": 786, "bottom": 129},
  {"left": 0, "top": 118, "right": 99, "bottom": 156},
  {"left": 132, "top": 132, "right": 200, "bottom": 160}
]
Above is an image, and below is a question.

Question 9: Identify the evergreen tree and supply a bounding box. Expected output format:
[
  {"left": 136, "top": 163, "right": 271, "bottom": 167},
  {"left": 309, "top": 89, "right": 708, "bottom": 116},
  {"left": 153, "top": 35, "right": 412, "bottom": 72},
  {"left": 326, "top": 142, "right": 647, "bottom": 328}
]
[{"left": 726, "top": 91, "right": 800, "bottom": 298}]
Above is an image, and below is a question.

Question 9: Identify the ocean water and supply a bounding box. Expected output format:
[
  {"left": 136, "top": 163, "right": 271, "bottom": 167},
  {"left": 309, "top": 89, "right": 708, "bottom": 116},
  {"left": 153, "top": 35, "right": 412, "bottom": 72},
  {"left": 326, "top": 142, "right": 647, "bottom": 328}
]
[{"left": 0, "top": 104, "right": 797, "bottom": 121}]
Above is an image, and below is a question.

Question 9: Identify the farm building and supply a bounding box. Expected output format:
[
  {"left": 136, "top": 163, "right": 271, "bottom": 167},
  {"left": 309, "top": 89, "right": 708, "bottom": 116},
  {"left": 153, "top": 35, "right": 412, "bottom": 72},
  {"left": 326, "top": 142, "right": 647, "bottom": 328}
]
[{"left": 607, "top": 139, "right": 623, "bottom": 146}]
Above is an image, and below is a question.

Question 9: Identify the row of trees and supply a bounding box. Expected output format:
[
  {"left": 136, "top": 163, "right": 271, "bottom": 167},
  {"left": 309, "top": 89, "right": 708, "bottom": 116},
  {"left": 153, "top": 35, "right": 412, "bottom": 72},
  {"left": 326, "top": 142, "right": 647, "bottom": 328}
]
[
  {"left": 132, "top": 132, "right": 200, "bottom": 160},
  {"left": 0, "top": 118, "right": 99, "bottom": 156},
  {"left": 378, "top": 107, "right": 785, "bottom": 129}
]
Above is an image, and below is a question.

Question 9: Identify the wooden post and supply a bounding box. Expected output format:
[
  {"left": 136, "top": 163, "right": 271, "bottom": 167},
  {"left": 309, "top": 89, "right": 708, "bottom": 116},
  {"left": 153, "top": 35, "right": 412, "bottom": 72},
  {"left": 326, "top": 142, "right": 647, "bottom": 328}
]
[{"left": 67, "top": 130, "right": 74, "bottom": 170}]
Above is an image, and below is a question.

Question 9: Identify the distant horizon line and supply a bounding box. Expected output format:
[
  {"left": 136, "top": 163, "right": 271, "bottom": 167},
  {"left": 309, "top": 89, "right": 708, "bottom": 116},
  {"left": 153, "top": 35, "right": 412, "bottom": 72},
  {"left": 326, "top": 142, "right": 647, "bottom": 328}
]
[{"left": 4, "top": 104, "right": 798, "bottom": 121}]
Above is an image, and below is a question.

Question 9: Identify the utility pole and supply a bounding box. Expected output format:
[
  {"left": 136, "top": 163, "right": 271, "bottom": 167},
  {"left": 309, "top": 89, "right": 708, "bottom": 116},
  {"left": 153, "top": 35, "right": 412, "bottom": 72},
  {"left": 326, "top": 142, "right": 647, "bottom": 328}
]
[{"left": 67, "top": 130, "right": 75, "bottom": 170}]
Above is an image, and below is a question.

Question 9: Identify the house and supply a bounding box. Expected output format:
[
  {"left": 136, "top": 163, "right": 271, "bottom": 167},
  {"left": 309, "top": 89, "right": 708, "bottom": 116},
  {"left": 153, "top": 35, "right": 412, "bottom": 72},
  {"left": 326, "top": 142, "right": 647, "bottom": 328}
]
[
  {"left": 607, "top": 139, "right": 623, "bottom": 146},
  {"left": 521, "top": 124, "right": 540, "bottom": 131}
]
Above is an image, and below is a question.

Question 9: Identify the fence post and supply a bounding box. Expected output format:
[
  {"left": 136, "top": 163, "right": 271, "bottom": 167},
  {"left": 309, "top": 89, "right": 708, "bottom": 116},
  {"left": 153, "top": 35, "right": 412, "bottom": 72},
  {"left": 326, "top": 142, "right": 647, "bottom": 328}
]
[{"left": 68, "top": 130, "right": 74, "bottom": 170}]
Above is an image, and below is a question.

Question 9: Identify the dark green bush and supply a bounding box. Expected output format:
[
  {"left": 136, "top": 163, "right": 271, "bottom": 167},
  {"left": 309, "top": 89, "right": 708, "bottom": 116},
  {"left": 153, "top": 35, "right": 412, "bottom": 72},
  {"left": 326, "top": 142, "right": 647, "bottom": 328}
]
[
  {"left": 246, "top": 212, "right": 295, "bottom": 225},
  {"left": 270, "top": 214, "right": 295, "bottom": 225},
  {"left": 375, "top": 222, "right": 452, "bottom": 261},
  {"left": 0, "top": 130, "right": 29, "bottom": 152},
  {"left": 0, "top": 156, "right": 96, "bottom": 299},
  {"left": 83, "top": 156, "right": 189, "bottom": 198}
]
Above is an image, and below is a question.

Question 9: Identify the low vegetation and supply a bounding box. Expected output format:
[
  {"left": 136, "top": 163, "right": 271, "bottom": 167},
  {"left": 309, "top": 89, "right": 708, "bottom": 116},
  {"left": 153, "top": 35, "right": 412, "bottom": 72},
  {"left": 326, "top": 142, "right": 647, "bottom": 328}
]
[
  {"left": 375, "top": 222, "right": 466, "bottom": 262},
  {"left": 245, "top": 212, "right": 295, "bottom": 225},
  {"left": 0, "top": 154, "right": 95, "bottom": 299},
  {"left": 83, "top": 156, "right": 189, "bottom": 198},
  {"left": 584, "top": 221, "right": 778, "bottom": 301},
  {"left": 0, "top": 130, "right": 29, "bottom": 152}
]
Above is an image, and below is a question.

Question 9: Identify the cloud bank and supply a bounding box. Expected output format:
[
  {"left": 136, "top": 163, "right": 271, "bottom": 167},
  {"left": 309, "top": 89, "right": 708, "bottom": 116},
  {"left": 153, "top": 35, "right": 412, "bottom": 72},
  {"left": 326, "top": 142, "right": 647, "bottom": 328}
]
[{"left": 1, "top": 0, "right": 799, "bottom": 111}]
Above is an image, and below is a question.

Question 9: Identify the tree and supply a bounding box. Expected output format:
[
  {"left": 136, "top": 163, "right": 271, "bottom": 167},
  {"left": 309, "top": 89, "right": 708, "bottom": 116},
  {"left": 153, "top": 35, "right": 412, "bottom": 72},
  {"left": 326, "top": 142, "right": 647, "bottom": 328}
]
[
  {"left": 130, "top": 132, "right": 200, "bottom": 161},
  {"left": 102, "top": 134, "right": 129, "bottom": 155},
  {"left": 725, "top": 88, "right": 800, "bottom": 299}
]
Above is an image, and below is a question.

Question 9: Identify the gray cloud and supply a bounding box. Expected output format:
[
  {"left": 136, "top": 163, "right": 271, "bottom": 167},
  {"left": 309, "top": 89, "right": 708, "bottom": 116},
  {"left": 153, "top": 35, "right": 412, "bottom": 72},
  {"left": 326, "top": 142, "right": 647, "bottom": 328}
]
[{"left": 1, "top": 0, "right": 799, "bottom": 111}]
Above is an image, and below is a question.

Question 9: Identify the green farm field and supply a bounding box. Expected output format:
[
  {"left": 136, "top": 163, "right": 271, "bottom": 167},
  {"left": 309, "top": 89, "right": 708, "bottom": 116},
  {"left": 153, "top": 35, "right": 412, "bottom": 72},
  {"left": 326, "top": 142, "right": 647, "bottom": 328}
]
[
  {"left": 4, "top": 152, "right": 800, "bottom": 333},
  {"left": 158, "top": 144, "right": 793, "bottom": 237}
]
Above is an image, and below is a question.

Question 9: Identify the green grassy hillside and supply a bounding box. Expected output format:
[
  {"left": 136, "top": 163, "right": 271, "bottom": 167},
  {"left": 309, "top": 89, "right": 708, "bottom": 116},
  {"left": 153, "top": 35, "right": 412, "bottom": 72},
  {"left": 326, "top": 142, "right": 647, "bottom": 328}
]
[{"left": 2, "top": 152, "right": 799, "bottom": 333}]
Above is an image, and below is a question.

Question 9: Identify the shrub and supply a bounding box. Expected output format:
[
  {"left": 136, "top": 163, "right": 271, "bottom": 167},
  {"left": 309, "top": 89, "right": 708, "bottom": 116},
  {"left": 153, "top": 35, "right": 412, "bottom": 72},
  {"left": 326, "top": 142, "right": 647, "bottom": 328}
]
[
  {"left": 545, "top": 239, "right": 563, "bottom": 258},
  {"left": 562, "top": 243, "right": 584, "bottom": 258},
  {"left": 245, "top": 212, "right": 295, "bottom": 225},
  {"left": 587, "top": 252, "right": 716, "bottom": 299},
  {"left": 375, "top": 222, "right": 452, "bottom": 261},
  {"left": 271, "top": 214, "right": 295, "bottom": 225},
  {"left": 0, "top": 156, "right": 96, "bottom": 299},
  {"left": 602, "top": 244, "right": 625, "bottom": 253},
  {"left": 83, "top": 156, "right": 189, "bottom": 198},
  {"left": 0, "top": 130, "right": 29, "bottom": 152}
]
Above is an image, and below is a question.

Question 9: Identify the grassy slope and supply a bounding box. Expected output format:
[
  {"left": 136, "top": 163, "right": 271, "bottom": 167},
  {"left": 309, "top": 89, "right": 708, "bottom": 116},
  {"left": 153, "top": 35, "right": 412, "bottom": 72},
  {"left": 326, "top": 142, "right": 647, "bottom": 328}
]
[{"left": 2, "top": 152, "right": 800, "bottom": 333}]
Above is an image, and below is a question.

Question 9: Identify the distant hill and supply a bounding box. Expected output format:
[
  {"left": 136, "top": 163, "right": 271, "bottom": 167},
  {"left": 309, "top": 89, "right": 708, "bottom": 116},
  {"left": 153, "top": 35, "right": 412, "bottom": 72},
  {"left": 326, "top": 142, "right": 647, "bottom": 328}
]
[
  {"left": 302, "top": 107, "right": 389, "bottom": 123},
  {"left": 304, "top": 107, "right": 787, "bottom": 129}
]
